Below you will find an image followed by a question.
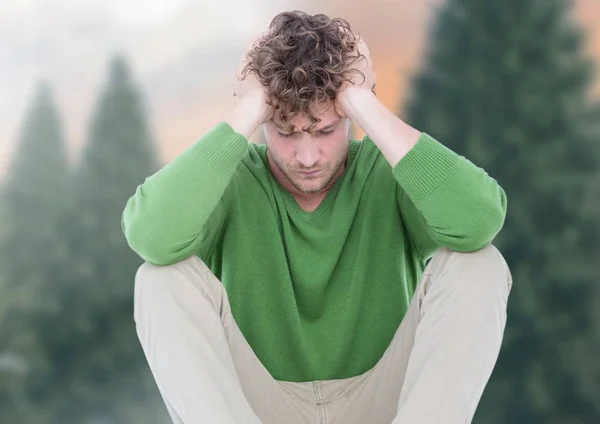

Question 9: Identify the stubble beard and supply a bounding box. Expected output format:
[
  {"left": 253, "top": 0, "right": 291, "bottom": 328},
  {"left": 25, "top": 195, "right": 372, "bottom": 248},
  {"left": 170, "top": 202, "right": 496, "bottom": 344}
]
[{"left": 268, "top": 148, "right": 347, "bottom": 195}]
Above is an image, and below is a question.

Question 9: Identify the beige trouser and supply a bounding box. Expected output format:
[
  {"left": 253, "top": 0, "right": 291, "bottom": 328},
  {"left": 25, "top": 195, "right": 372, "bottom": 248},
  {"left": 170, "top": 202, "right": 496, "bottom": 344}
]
[{"left": 134, "top": 244, "right": 512, "bottom": 424}]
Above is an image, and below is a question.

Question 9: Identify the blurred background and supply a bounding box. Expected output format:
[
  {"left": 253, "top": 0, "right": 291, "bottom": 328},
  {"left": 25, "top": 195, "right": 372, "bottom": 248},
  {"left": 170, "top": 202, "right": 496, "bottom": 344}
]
[{"left": 0, "top": 0, "right": 599, "bottom": 423}]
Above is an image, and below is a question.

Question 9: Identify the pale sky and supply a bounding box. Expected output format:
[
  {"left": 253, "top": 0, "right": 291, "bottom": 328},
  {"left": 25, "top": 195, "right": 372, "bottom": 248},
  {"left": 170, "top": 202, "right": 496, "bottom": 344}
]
[
  {"left": 0, "top": 0, "right": 598, "bottom": 175},
  {"left": 0, "top": 0, "right": 434, "bottom": 170},
  {"left": 0, "top": 0, "right": 270, "bottom": 156}
]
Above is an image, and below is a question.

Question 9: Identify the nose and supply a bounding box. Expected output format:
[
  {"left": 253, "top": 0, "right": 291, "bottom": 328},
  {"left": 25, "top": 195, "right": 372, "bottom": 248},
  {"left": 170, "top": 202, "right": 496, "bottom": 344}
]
[{"left": 296, "top": 142, "right": 320, "bottom": 169}]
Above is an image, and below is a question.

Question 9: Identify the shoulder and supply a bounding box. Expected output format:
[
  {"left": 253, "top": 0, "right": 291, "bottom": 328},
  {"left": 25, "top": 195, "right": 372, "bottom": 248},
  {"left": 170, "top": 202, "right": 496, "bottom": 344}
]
[{"left": 224, "top": 143, "right": 274, "bottom": 196}]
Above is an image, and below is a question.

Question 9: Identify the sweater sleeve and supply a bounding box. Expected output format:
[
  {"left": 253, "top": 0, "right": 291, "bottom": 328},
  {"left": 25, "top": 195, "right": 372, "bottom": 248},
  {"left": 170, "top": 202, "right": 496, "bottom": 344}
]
[
  {"left": 121, "top": 122, "right": 249, "bottom": 265},
  {"left": 393, "top": 133, "right": 507, "bottom": 260}
]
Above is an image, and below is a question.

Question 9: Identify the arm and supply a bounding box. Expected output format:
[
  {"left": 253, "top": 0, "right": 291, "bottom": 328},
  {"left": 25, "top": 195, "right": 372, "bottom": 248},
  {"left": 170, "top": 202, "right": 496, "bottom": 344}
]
[
  {"left": 122, "top": 122, "right": 247, "bottom": 265},
  {"left": 122, "top": 61, "right": 273, "bottom": 265},
  {"left": 392, "top": 142, "right": 507, "bottom": 258},
  {"left": 336, "top": 38, "right": 506, "bottom": 256},
  {"left": 342, "top": 88, "right": 506, "bottom": 256}
]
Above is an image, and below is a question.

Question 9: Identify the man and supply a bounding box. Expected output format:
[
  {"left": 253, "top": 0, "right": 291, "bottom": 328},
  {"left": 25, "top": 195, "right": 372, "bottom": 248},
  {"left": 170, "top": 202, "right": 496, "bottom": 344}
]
[{"left": 123, "top": 10, "right": 512, "bottom": 424}]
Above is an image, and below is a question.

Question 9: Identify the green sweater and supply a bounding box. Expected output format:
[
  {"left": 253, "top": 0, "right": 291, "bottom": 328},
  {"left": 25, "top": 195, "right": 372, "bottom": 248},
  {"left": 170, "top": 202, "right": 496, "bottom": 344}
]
[{"left": 122, "top": 122, "right": 506, "bottom": 382}]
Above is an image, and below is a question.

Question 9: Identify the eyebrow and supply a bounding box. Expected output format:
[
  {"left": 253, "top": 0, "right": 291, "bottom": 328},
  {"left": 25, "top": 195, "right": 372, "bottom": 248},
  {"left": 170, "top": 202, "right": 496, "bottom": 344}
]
[{"left": 274, "top": 118, "right": 341, "bottom": 133}]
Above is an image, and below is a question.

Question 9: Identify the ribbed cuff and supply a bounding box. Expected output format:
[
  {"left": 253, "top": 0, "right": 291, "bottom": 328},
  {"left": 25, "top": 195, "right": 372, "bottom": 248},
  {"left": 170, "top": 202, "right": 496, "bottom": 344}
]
[
  {"left": 392, "top": 133, "right": 460, "bottom": 204},
  {"left": 188, "top": 122, "right": 249, "bottom": 176}
]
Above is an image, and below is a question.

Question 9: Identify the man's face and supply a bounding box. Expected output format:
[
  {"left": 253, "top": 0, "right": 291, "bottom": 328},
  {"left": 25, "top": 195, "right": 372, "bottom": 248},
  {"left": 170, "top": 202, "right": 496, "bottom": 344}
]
[{"left": 264, "top": 103, "right": 351, "bottom": 195}]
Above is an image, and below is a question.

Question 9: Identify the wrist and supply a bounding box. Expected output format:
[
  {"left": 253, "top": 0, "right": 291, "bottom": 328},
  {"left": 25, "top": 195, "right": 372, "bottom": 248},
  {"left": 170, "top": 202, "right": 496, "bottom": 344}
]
[
  {"left": 228, "top": 98, "right": 270, "bottom": 139},
  {"left": 339, "top": 87, "right": 378, "bottom": 124}
]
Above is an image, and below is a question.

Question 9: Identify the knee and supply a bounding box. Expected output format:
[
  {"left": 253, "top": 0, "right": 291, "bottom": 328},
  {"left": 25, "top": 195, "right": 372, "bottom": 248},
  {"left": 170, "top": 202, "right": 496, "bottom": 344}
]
[
  {"left": 134, "top": 261, "right": 172, "bottom": 301},
  {"left": 133, "top": 256, "right": 209, "bottom": 322},
  {"left": 135, "top": 255, "right": 209, "bottom": 290},
  {"left": 134, "top": 260, "right": 175, "bottom": 289},
  {"left": 133, "top": 261, "right": 168, "bottom": 325},
  {"left": 430, "top": 244, "right": 513, "bottom": 299},
  {"left": 435, "top": 243, "right": 506, "bottom": 267},
  {"left": 457, "top": 244, "right": 507, "bottom": 270}
]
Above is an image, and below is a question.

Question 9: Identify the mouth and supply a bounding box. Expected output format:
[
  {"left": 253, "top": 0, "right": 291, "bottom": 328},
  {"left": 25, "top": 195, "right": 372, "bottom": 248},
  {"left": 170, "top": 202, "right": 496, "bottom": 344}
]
[{"left": 296, "top": 169, "right": 322, "bottom": 178}]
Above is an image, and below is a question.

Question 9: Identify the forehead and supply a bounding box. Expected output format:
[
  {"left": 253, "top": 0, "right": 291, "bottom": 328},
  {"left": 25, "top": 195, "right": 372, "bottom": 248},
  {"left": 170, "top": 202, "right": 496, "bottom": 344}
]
[{"left": 272, "top": 103, "right": 339, "bottom": 131}]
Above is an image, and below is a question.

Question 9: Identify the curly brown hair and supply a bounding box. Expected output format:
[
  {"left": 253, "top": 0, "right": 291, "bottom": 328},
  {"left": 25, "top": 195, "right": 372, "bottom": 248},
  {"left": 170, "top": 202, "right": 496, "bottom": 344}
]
[{"left": 241, "top": 10, "right": 366, "bottom": 133}]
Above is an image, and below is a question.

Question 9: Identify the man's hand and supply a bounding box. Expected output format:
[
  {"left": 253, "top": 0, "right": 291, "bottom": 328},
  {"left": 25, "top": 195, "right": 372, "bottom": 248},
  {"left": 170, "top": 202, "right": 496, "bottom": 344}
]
[
  {"left": 334, "top": 37, "right": 376, "bottom": 118},
  {"left": 334, "top": 36, "right": 421, "bottom": 167},
  {"left": 228, "top": 35, "right": 275, "bottom": 139}
]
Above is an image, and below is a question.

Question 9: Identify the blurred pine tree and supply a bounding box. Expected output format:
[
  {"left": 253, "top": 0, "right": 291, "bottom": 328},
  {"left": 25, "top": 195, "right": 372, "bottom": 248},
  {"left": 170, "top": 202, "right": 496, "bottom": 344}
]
[
  {"left": 41, "top": 55, "right": 167, "bottom": 423},
  {"left": 0, "top": 83, "right": 71, "bottom": 423},
  {"left": 402, "top": 0, "right": 600, "bottom": 422}
]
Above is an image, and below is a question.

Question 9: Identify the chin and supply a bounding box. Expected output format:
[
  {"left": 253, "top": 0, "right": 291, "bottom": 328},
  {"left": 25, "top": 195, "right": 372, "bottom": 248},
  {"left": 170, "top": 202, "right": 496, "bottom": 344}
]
[{"left": 295, "top": 180, "right": 329, "bottom": 194}]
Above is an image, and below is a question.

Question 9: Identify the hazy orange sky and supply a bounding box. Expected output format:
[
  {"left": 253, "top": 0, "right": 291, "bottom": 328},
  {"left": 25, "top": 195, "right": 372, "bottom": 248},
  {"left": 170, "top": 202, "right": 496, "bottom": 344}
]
[
  {"left": 151, "top": 0, "right": 600, "bottom": 161},
  {"left": 0, "top": 0, "right": 598, "bottom": 175}
]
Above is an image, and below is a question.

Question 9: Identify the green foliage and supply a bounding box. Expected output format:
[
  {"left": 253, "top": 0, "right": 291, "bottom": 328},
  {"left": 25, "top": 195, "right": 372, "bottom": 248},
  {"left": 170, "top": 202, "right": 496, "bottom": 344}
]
[{"left": 403, "top": 0, "right": 600, "bottom": 422}]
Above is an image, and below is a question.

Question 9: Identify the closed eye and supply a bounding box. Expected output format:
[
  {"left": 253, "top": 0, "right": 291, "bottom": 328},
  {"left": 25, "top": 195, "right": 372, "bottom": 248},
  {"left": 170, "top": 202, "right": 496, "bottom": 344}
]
[
  {"left": 315, "top": 129, "right": 334, "bottom": 137},
  {"left": 278, "top": 129, "right": 335, "bottom": 138}
]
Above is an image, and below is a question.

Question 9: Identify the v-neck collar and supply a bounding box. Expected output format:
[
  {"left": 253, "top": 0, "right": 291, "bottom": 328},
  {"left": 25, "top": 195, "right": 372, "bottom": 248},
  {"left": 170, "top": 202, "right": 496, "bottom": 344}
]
[{"left": 254, "top": 140, "right": 362, "bottom": 220}]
